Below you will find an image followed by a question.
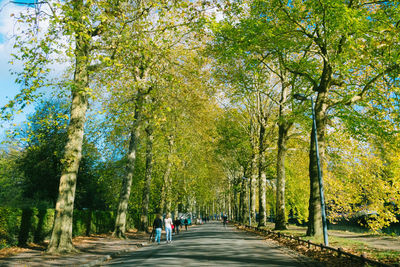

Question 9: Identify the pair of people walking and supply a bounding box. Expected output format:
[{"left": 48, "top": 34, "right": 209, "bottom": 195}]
[{"left": 152, "top": 213, "right": 174, "bottom": 244}]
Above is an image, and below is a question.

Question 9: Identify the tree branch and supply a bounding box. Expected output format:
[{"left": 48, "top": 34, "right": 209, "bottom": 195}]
[{"left": 343, "top": 64, "right": 399, "bottom": 105}]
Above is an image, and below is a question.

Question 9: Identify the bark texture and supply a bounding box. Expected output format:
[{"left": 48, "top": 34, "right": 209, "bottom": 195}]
[
  {"left": 239, "top": 178, "right": 245, "bottom": 222},
  {"left": 258, "top": 150, "right": 267, "bottom": 227},
  {"left": 47, "top": 87, "right": 88, "bottom": 253},
  {"left": 307, "top": 92, "right": 328, "bottom": 237},
  {"left": 113, "top": 92, "right": 143, "bottom": 238},
  {"left": 275, "top": 123, "right": 289, "bottom": 230},
  {"left": 250, "top": 148, "right": 258, "bottom": 223},
  {"left": 256, "top": 89, "right": 268, "bottom": 227},
  {"left": 160, "top": 135, "right": 174, "bottom": 214},
  {"left": 139, "top": 124, "right": 154, "bottom": 232},
  {"left": 47, "top": 12, "right": 89, "bottom": 252},
  {"left": 233, "top": 186, "right": 238, "bottom": 221},
  {"left": 275, "top": 82, "right": 291, "bottom": 230}
]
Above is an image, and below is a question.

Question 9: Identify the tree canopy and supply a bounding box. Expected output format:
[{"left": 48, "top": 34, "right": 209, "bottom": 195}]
[{"left": 0, "top": 0, "right": 399, "bottom": 252}]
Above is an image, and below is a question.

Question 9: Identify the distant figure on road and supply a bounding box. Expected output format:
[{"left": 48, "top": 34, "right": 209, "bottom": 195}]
[
  {"left": 222, "top": 215, "right": 228, "bottom": 228},
  {"left": 153, "top": 214, "right": 163, "bottom": 244},
  {"left": 184, "top": 218, "right": 189, "bottom": 231},
  {"left": 164, "top": 213, "right": 173, "bottom": 243},
  {"left": 173, "top": 217, "right": 181, "bottom": 234}
]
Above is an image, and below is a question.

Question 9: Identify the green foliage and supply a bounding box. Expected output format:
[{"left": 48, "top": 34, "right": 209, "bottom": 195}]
[
  {"left": 326, "top": 128, "right": 400, "bottom": 231},
  {"left": 0, "top": 206, "right": 139, "bottom": 248},
  {"left": 72, "top": 210, "right": 117, "bottom": 236},
  {"left": 1, "top": 0, "right": 399, "bottom": 246},
  {"left": 0, "top": 150, "right": 24, "bottom": 206},
  {"left": 4, "top": 100, "right": 111, "bottom": 210},
  {"left": 3, "top": 100, "right": 69, "bottom": 205},
  {"left": 0, "top": 207, "right": 21, "bottom": 249},
  {"left": 210, "top": 0, "right": 400, "bottom": 233}
]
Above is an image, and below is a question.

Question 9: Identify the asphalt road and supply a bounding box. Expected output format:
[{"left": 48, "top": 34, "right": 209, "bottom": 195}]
[{"left": 100, "top": 221, "right": 319, "bottom": 267}]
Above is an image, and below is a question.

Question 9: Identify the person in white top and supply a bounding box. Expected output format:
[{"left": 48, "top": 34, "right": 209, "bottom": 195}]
[{"left": 164, "top": 213, "right": 173, "bottom": 243}]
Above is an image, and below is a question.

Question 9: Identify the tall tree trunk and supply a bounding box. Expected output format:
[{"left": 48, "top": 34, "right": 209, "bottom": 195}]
[
  {"left": 174, "top": 204, "right": 179, "bottom": 219},
  {"left": 239, "top": 177, "right": 245, "bottom": 222},
  {"left": 233, "top": 187, "right": 238, "bottom": 221},
  {"left": 139, "top": 124, "right": 154, "bottom": 232},
  {"left": 275, "top": 81, "right": 291, "bottom": 230},
  {"left": 275, "top": 124, "right": 289, "bottom": 230},
  {"left": 166, "top": 168, "right": 173, "bottom": 213},
  {"left": 307, "top": 91, "right": 328, "bottom": 237},
  {"left": 250, "top": 145, "right": 258, "bottom": 225},
  {"left": 160, "top": 158, "right": 173, "bottom": 213},
  {"left": 47, "top": 22, "right": 89, "bottom": 253},
  {"left": 228, "top": 183, "right": 232, "bottom": 220},
  {"left": 159, "top": 136, "right": 171, "bottom": 214},
  {"left": 258, "top": 149, "right": 267, "bottom": 227},
  {"left": 113, "top": 92, "right": 144, "bottom": 238},
  {"left": 256, "top": 88, "right": 267, "bottom": 227}
]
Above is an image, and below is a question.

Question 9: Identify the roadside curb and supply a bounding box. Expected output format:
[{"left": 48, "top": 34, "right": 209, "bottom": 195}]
[{"left": 81, "top": 242, "right": 147, "bottom": 267}]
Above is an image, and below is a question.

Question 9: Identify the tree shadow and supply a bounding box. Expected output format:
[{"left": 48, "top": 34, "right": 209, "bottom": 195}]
[
  {"left": 34, "top": 208, "right": 48, "bottom": 243},
  {"left": 18, "top": 208, "right": 33, "bottom": 247}
]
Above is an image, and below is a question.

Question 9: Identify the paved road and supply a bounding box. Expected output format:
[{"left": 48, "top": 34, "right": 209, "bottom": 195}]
[{"left": 100, "top": 221, "right": 319, "bottom": 266}]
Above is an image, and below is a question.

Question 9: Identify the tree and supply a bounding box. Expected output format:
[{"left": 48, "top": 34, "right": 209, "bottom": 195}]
[
  {"left": 0, "top": 149, "right": 24, "bottom": 206},
  {"left": 17, "top": 100, "right": 69, "bottom": 206},
  {"left": 5, "top": 0, "right": 127, "bottom": 252},
  {"left": 259, "top": 0, "right": 400, "bottom": 237},
  {"left": 105, "top": 0, "right": 211, "bottom": 237}
]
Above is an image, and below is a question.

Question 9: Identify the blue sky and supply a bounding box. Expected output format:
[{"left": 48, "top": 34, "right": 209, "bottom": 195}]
[{"left": 0, "top": 0, "right": 35, "bottom": 140}]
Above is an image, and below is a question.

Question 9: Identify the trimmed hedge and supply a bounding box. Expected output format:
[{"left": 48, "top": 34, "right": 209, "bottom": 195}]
[
  {"left": 0, "top": 207, "right": 21, "bottom": 248},
  {"left": 0, "top": 207, "right": 134, "bottom": 249}
]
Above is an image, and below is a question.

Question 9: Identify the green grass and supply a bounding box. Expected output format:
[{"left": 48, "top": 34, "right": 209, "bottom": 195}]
[{"left": 254, "top": 222, "right": 400, "bottom": 264}]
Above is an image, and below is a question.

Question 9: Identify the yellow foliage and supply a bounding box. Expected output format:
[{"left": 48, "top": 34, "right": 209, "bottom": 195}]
[{"left": 326, "top": 128, "right": 400, "bottom": 230}]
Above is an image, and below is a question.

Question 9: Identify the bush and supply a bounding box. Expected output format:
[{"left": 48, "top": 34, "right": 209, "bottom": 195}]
[
  {"left": 0, "top": 207, "right": 21, "bottom": 249},
  {"left": 0, "top": 207, "right": 137, "bottom": 248}
]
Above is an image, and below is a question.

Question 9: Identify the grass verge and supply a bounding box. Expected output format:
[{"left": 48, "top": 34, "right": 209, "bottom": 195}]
[{"left": 237, "top": 223, "right": 400, "bottom": 266}]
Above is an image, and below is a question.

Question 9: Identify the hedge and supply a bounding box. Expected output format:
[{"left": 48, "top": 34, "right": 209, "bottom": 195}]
[{"left": 0, "top": 207, "right": 135, "bottom": 249}]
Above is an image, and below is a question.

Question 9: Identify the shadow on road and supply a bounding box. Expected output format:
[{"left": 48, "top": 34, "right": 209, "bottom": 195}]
[{"left": 103, "top": 222, "right": 312, "bottom": 267}]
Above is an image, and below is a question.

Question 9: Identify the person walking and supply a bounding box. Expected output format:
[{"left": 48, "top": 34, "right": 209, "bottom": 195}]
[
  {"left": 173, "top": 217, "right": 181, "bottom": 234},
  {"left": 152, "top": 214, "right": 163, "bottom": 245},
  {"left": 184, "top": 218, "right": 188, "bottom": 231},
  {"left": 164, "top": 213, "right": 173, "bottom": 243},
  {"left": 222, "top": 215, "right": 228, "bottom": 229}
]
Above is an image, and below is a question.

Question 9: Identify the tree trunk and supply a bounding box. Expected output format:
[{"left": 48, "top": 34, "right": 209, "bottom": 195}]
[
  {"left": 275, "top": 81, "right": 291, "bottom": 230},
  {"left": 275, "top": 123, "right": 289, "bottom": 230},
  {"left": 161, "top": 135, "right": 174, "bottom": 214},
  {"left": 307, "top": 92, "right": 328, "bottom": 237},
  {"left": 113, "top": 92, "right": 143, "bottom": 238},
  {"left": 47, "top": 91, "right": 88, "bottom": 253},
  {"left": 165, "top": 136, "right": 175, "bottom": 212},
  {"left": 250, "top": 146, "right": 258, "bottom": 225},
  {"left": 228, "top": 183, "right": 232, "bottom": 220},
  {"left": 47, "top": 26, "right": 89, "bottom": 252},
  {"left": 239, "top": 178, "right": 245, "bottom": 223},
  {"left": 233, "top": 187, "right": 238, "bottom": 221},
  {"left": 160, "top": 158, "right": 172, "bottom": 214},
  {"left": 256, "top": 88, "right": 267, "bottom": 227},
  {"left": 174, "top": 204, "right": 179, "bottom": 220},
  {"left": 258, "top": 150, "right": 267, "bottom": 227},
  {"left": 139, "top": 124, "right": 154, "bottom": 232}
]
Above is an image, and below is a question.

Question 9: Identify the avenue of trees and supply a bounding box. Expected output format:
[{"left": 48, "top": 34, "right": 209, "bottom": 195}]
[{"left": 0, "top": 0, "right": 399, "bottom": 253}]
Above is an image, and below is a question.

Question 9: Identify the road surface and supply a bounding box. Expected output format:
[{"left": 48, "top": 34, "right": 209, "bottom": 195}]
[{"left": 100, "top": 221, "right": 320, "bottom": 266}]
